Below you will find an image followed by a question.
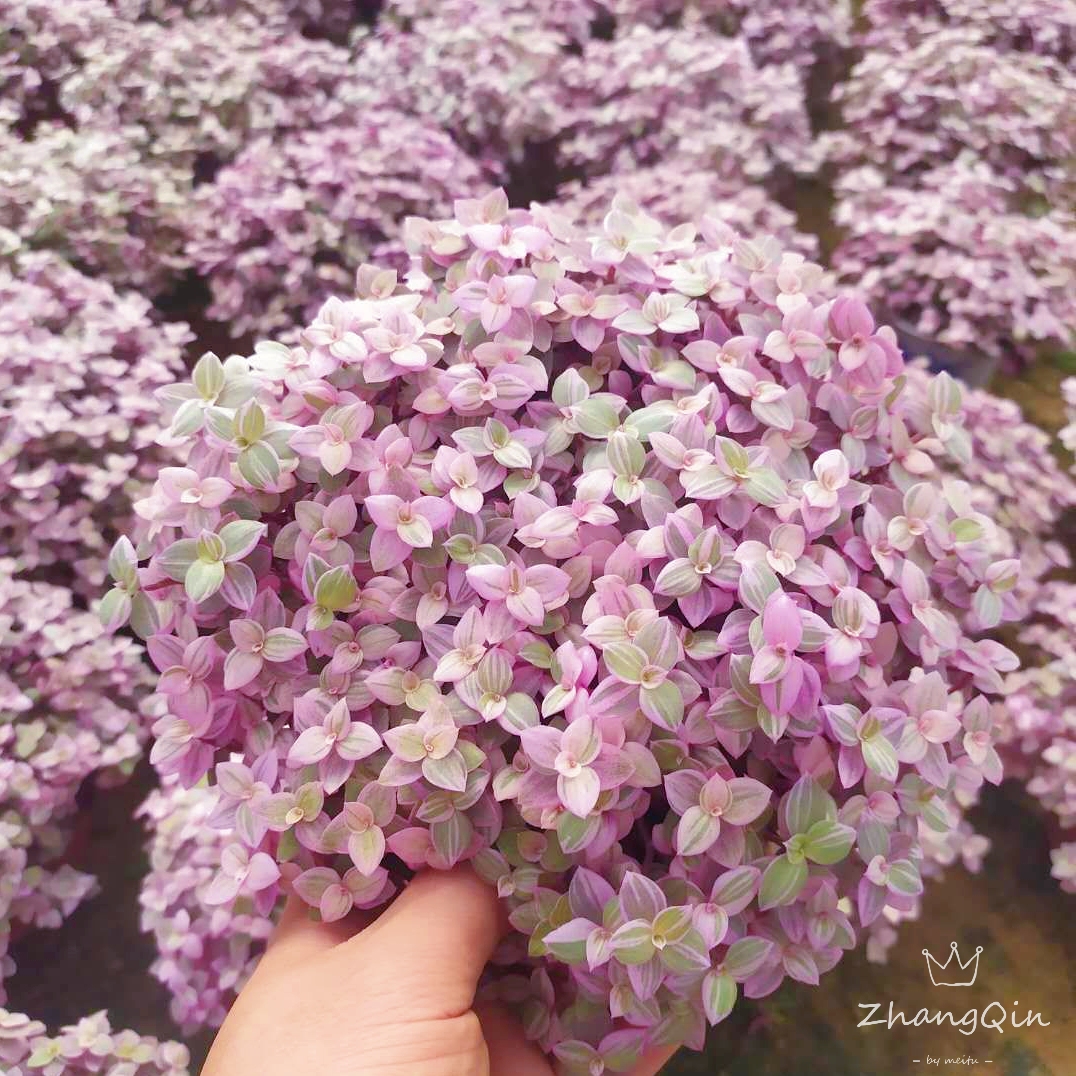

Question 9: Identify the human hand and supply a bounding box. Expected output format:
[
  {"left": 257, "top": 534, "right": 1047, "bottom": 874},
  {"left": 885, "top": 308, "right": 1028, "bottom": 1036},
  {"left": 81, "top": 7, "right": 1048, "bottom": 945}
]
[{"left": 203, "top": 866, "right": 677, "bottom": 1076}]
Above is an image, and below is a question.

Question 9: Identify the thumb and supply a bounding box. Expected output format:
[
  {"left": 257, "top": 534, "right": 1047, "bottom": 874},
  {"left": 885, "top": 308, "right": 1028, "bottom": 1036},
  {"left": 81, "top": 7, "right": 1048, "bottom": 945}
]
[{"left": 345, "top": 866, "right": 505, "bottom": 1017}]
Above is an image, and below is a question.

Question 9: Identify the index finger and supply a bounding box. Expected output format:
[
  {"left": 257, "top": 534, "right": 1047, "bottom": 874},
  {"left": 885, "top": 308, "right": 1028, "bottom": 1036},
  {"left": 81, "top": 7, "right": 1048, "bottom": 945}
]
[
  {"left": 257, "top": 894, "right": 373, "bottom": 976},
  {"left": 345, "top": 866, "right": 505, "bottom": 1017}
]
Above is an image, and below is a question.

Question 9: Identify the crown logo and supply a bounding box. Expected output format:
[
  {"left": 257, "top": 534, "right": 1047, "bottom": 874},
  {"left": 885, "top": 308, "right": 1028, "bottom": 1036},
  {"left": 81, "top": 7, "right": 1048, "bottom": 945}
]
[{"left": 922, "top": 942, "right": 983, "bottom": 987}]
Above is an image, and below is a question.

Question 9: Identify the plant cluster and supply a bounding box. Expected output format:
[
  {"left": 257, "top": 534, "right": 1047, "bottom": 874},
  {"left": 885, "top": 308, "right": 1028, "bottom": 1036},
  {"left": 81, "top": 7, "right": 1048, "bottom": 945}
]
[
  {"left": 552, "top": 27, "right": 816, "bottom": 186},
  {"left": 112, "top": 193, "right": 1020, "bottom": 1051},
  {"left": 556, "top": 169, "right": 815, "bottom": 268},
  {"left": 1003, "top": 576, "right": 1076, "bottom": 897},
  {"left": 858, "top": 365, "right": 1076, "bottom": 957},
  {"left": 831, "top": 162, "right": 1076, "bottom": 365},
  {"left": 1, "top": 0, "right": 851, "bottom": 1059},
  {"left": 857, "top": 0, "right": 1076, "bottom": 61},
  {"left": 0, "top": 123, "right": 190, "bottom": 293},
  {"left": 0, "top": 1008, "right": 189, "bottom": 1076},
  {"left": 4, "top": 0, "right": 1076, "bottom": 1064},
  {"left": 1, "top": 0, "right": 843, "bottom": 339},
  {"left": 185, "top": 117, "right": 487, "bottom": 337},
  {"left": 0, "top": 566, "right": 156, "bottom": 998},
  {"left": 828, "top": 3, "right": 1076, "bottom": 366},
  {"left": 902, "top": 364, "right": 1076, "bottom": 596},
  {"left": 0, "top": 199, "right": 184, "bottom": 1043},
  {"left": 137, "top": 783, "right": 273, "bottom": 1033},
  {"left": 988, "top": 378, "right": 1076, "bottom": 898},
  {"left": 569, "top": 0, "right": 852, "bottom": 72},
  {"left": 0, "top": 252, "right": 188, "bottom": 593}
]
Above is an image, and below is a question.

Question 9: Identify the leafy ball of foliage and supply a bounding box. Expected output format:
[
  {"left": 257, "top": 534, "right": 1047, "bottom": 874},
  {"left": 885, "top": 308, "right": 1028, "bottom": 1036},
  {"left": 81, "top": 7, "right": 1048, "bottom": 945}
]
[{"left": 111, "top": 193, "right": 1020, "bottom": 1054}]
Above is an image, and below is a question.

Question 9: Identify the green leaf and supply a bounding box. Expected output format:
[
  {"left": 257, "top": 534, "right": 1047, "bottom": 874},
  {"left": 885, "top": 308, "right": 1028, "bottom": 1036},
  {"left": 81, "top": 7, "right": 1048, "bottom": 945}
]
[
  {"left": 658, "top": 928, "right": 711, "bottom": 972},
  {"left": 710, "top": 866, "right": 760, "bottom": 914},
  {"left": 97, "top": 587, "right": 132, "bottom": 631},
  {"left": 170, "top": 397, "right": 205, "bottom": 437},
  {"left": 640, "top": 680, "right": 684, "bottom": 730},
  {"left": 540, "top": 919, "right": 593, "bottom": 965},
  {"left": 422, "top": 751, "right": 468, "bottom": 793},
  {"left": 862, "top": 734, "right": 899, "bottom": 781},
  {"left": 684, "top": 629, "right": 720, "bottom": 660},
  {"left": 708, "top": 692, "right": 758, "bottom": 733},
  {"left": 107, "top": 536, "right": 138, "bottom": 588},
  {"left": 728, "top": 654, "right": 761, "bottom": 705},
  {"left": 193, "top": 352, "right": 227, "bottom": 400},
  {"left": 602, "top": 643, "right": 647, "bottom": 684},
  {"left": 429, "top": 812, "right": 473, "bottom": 867},
  {"left": 702, "top": 971, "right": 737, "bottom": 1025},
  {"left": 556, "top": 809, "right": 600, "bottom": 855},
  {"left": 27, "top": 1042, "right": 62, "bottom": 1067},
  {"left": 157, "top": 538, "right": 198, "bottom": 582},
  {"left": 129, "top": 592, "right": 162, "bottom": 640},
  {"left": 950, "top": 517, "right": 984, "bottom": 543},
  {"left": 624, "top": 400, "right": 677, "bottom": 439},
  {"left": 610, "top": 920, "right": 657, "bottom": 965},
  {"left": 784, "top": 775, "right": 836, "bottom": 835},
  {"left": 219, "top": 519, "right": 267, "bottom": 559},
  {"left": 551, "top": 368, "right": 590, "bottom": 407},
  {"left": 635, "top": 619, "right": 681, "bottom": 668},
  {"left": 261, "top": 628, "right": 307, "bottom": 662},
  {"left": 612, "top": 474, "right": 642, "bottom": 504},
  {"left": 927, "top": 369, "right": 962, "bottom": 415},
  {"left": 238, "top": 441, "right": 280, "bottom": 488},
  {"left": 415, "top": 789, "right": 456, "bottom": 825},
  {"left": 784, "top": 833, "right": 808, "bottom": 865},
  {"left": 654, "top": 559, "right": 701, "bottom": 598},
  {"left": 758, "top": 854, "right": 808, "bottom": 910},
  {"left": 539, "top": 684, "right": 572, "bottom": 717},
  {"left": 743, "top": 467, "right": 786, "bottom": 507},
  {"left": 738, "top": 561, "right": 780, "bottom": 614},
  {"left": 757, "top": 706, "right": 789, "bottom": 743},
  {"left": 723, "top": 936, "right": 773, "bottom": 980},
  {"left": 573, "top": 397, "right": 620, "bottom": 438},
  {"left": 887, "top": 859, "right": 922, "bottom": 897},
  {"left": 196, "top": 531, "right": 227, "bottom": 562},
  {"left": 236, "top": 399, "right": 267, "bottom": 443},
  {"left": 16, "top": 722, "right": 45, "bottom": 758},
  {"left": 681, "top": 465, "right": 737, "bottom": 500},
  {"left": 454, "top": 743, "right": 486, "bottom": 778},
  {"left": 601, "top": 1030, "right": 645, "bottom": 1071},
  {"left": 802, "top": 819, "right": 856, "bottom": 865},
  {"left": 716, "top": 437, "right": 750, "bottom": 474},
  {"left": 520, "top": 640, "right": 554, "bottom": 668},
  {"left": 652, "top": 906, "right": 692, "bottom": 945},
  {"left": 185, "top": 559, "right": 225, "bottom": 603},
  {"left": 192, "top": 351, "right": 225, "bottom": 400},
  {"left": 973, "top": 586, "right": 1002, "bottom": 629},
  {"left": 552, "top": 1040, "right": 601, "bottom": 1068},
  {"left": 314, "top": 566, "right": 358, "bottom": 611},
  {"left": 502, "top": 692, "right": 541, "bottom": 731},
  {"left": 472, "top": 848, "right": 510, "bottom": 886},
  {"left": 654, "top": 358, "right": 697, "bottom": 391},
  {"left": 443, "top": 534, "right": 477, "bottom": 563},
  {"left": 676, "top": 805, "right": 721, "bottom": 856},
  {"left": 607, "top": 431, "right": 646, "bottom": 478},
  {"left": 858, "top": 817, "right": 890, "bottom": 863},
  {"left": 473, "top": 543, "right": 507, "bottom": 566},
  {"left": 204, "top": 405, "right": 236, "bottom": 441},
  {"left": 492, "top": 439, "right": 531, "bottom": 469}
]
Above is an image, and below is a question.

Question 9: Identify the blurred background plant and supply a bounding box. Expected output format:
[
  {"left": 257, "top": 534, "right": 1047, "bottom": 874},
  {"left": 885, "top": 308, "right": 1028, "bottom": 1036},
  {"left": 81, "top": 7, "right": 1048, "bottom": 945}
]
[{"left": 1, "top": 0, "right": 1075, "bottom": 1071}]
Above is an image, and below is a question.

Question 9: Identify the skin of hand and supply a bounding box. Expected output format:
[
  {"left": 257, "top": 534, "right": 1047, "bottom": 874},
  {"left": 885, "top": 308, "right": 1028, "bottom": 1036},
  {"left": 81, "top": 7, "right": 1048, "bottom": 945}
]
[{"left": 202, "top": 867, "right": 678, "bottom": 1076}]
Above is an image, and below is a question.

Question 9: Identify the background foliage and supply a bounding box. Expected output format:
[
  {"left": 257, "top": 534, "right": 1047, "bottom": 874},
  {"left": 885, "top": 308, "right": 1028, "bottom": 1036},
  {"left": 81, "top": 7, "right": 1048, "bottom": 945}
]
[{"left": 1, "top": 0, "right": 1075, "bottom": 1072}]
